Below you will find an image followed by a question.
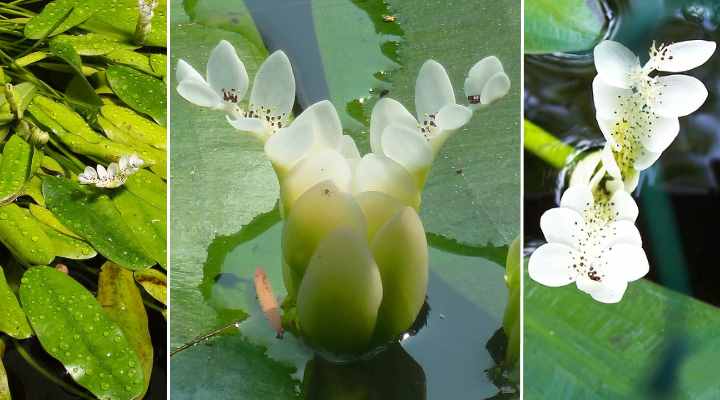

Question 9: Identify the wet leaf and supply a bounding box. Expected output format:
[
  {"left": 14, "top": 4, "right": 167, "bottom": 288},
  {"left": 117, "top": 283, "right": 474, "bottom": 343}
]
[
  {"left": 112, "top": 189, "right": 167, "bottom": 268},
  {"left": 134, "top": 268, "right": 167, "bottom": 305},
  {"left": 98, "top": 262, "right": 153, "bottom": 397},
  {"left": 107, "top": 65, "right": 167, "bottom": 126},
  {"left": 0, "top": 135, "right": 32, "bottom": 204},
  {"left": 0, "top": 204, "right": 54, "bottom": 266},
  {"left": 150, "top": 54, "right": 167, "bottom": 79},
  {"left": 55, "top": 33, "right": 139, "bottom": 56},
  {"left": 29, "top": 203, "right": 83, "bottom": 240},
  {"left": 19, "top": 266, "right": 145, "bottom": 400},
  {"left": 104, "top": 49, "right": 157, "bottom": 76},
  {"left": 83, "top": 0, "right": 167, "bottom": 47},
  {"left": 42, "top": 176, "right": 155, "bottom": 270},
  {"left": 24, "top": 0, "right": 101, "bottom": 39},
  {"left": 41, "top": 224, "right": 97, "bottom": 260},
  {"left": 49, "top": 37, "right": 104, "bottom": 107},
  {"left": 525, "top": 0, "right": 607, "bottom": 54},
  {"left": 0, "top": 340, "right": 9, "bottom": 400},
  {"left": 101, "top": 104, "right": 166, "bottom": 150},
  {"left": 123, "top": 169, "right": 166, "bottom": 211},
  {"left": 0, "top": 266, "right": 32, "bottom": 339},
  {"left": 20, "top": 176, "right": 44, "bottom": 206}
]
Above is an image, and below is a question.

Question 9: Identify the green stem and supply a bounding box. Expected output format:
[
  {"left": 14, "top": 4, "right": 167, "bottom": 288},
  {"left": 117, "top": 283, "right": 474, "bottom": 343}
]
[
  {"left": 10, "top": 339, "right": 96, "bottom": 400},
  {"left": 523, "top": 119, "right": 575, "bottom": 169}
]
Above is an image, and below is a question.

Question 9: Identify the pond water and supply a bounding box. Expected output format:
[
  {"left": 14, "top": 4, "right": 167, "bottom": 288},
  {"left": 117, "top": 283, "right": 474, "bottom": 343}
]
[{"left": 524, "top": 0, "right": 720, "bottom": 306}]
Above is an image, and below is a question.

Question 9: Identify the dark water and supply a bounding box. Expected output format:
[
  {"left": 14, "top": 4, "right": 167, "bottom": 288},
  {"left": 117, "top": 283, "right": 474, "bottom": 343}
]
[{"left": 524, "top": 0, "right": 720, "bottom": 306}]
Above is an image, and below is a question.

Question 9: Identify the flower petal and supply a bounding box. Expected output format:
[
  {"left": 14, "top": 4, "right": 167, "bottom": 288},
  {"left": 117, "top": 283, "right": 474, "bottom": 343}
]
[
  {"left": 592, "top": 75, "right": 632, "bottom": 119},
  {"left": 606, "top": 243, "right": 649, "bottom": 281},
  {"left": 654, "top": 74, "right": 708, "bottom": 118},
  {"left": 655, "top": 40, "right": 716, "bottom": 73},
  {"left": 576, "top": 275, "right": 628, "bottom": 304},
  {"left": 292, "top": 100, "right": 342, "bottom": 149},
  {"left": 353, "top": 154, "right": 421, "bottom": 209},
  {"left": 415, "top": 60, "right": 455, "bottom": 119},
  {"left": 437, "top": 103, "right": 473, "bottom": 131},
  {"left": 355, "top": 191, "right": 406, "bottom": 241},
  {"left": 96, "top": 165, "right": 108, "bottom": 180},
  {"left": 264, "top": 119, "right": 314, "bottom": 176},
  {"left": 381, "top": 123, "right": 433, "bottom": 186},
  {"left": 480, "top": 71, "right": 511, "bottom": 106},
  {"left": 604, "top": 220, "right": 642, "bottom": 247},
  {"left": 569, "top": 149, "right": 603, "bottom": 187},
  {"left": 176, "top": 59, "right": 205, "bottom": 83},
  {"left": 559, "top": 185, "right": 593, "bottom": 214},
  {"left": 250, "top": 50, "right": 296, "bottom": 116},
  {"left": 634, "top": 147, "right": 661, "bottom": 171},
  {"left": 337, "top": 135, "right": 360, "bottom": 160},
  {"left": 177, "top": 79, "right": 223, "bottom": 108},
  {"left": 528, "top": 243, "right": 577, "bottom": 287},
  {"left": 281, "top": 149, "right": 352, "bottom": 213},
  {"left": 225, "top": 116, "right": 267, "bottom": 137},
  {"left": 602, "top": 143, "right": 622, "bottom": 179},
  {"left": 640, "top": 116, "right": 679, "bottom": 153},
  {"left": 369, "top": 98, "right": 418, "bottom": 155},
  {"left": 609, "top": 189, "right": 638, "bottom": 222},
  {"left": 540, "top": 207, "right": 583, "bottom": 247},
  {"left": 593, "top": 40, "right": 640, "bottom": 88},
  {"left": 206, "top": 40, "right": 249, "bottom": 101}
]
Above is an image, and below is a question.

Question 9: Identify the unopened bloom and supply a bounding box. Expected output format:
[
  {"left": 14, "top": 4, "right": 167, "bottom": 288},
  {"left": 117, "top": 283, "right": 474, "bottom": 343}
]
[
  {"left": 370, "top": 57, "right": 509, "bottom": 188},
  {"left": 78, "top": 155, "right": 144, "bottom": 188},
  {"left": 528, "top": 185, "right": 648, "bottom": 303},
  {"left": 176, "top": 41, "right": 295, "bottom": 140},
  {"left": 135, "top": 0, "right": 158, "bottom": 45},
  {"left": 593, "top": 40, "right": 715, "bottom": 190}
]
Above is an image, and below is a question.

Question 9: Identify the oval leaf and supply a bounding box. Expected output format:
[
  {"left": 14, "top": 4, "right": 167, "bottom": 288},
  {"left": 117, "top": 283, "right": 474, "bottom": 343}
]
[
  {"left": 525, "top": 0, "right": 607, "bottom": 54},
  {"left": 24, "top": 0, "right": 100, "bottom": 39},
  {"left": 107, "top": 65, "right": 166, "bottom": 126},
  {"left": 0, "top": 204, "right": 54, "bottom": 266},
  {"left": 19, "top": 266, "right": 144, "bottom": 400},
  {"left": 0, "top": 266, "right": 32, "bottom": 339},
  {"left": 112, "top": 190, "right": 166, "bottom": 268},
  {"left": 101, "top": 105, "right": 166, "bottom": 150},
  {"left": 133, "top": 268, "right": 166, "bottom": 305},
  {"left": 0, "top": 135, "right": 32, "bottom": 204}
]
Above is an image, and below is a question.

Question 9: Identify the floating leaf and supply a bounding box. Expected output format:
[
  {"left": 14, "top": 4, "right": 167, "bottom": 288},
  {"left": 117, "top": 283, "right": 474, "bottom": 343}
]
[
  {"left": 54, "top": 33, "right": 139, "bottom": 56},
  {"left": 24, "top": 0, "right": 101, "bottom": 39},
  {"left": 41, "top": 224, "right": 97, "bottom": 260},
  {"left": 49, "top": 37, "right": 103, "bottom": 107},
  {"left": 134, "top": 268, "right": 166, "bottom": 305},
  {"left": 150, "top": 54, "right": 167, "bottom": 78},
  {"left": 40, "top": 155, "right": 65, "bottom": 174},
  {"left": 29, "top": 203, "right": 83, "bottom": 240},
  {"left": 124, "top": 170, "right": 166, "bottom": 211},
  {"left": 107, "top": 65, "right": 166, "bottom": 126},
  {"left": 42, "top": 176, "right": 155, "bottom": 270},
  {"left": 83, "top": 0, "right": 167, "bottom": 47},
  {"left": 105, "top": 49, "right": 157, "bottom": 76},
  {"left": 0, "top": 204, "right": 54, "bottom": 266},
  {"left": 19, "top": 266, "right": 144, "bottom": 400},
  {"left": 98, "top": 262, "right": 153, "bottom": 397},
  {"left": 525, "top": 0, "right": 607, "bottom": 54},
  {"left": 0, "top": 135, "right": 32, "bottom": 204},
  {"left": 101, "top": 104, "right": 166, "bottom": 150},
  {"left": 0, "top": 265, "right": 32, "bottom": 339},
  {"left": 112, "top": 189, "right": 167, "bottom": 268}
]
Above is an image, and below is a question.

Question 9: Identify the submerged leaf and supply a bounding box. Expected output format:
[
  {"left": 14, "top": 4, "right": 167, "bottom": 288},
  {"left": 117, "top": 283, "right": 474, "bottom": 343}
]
[{"left": 20, "top": 267, "right": 144, "bottom": 400}]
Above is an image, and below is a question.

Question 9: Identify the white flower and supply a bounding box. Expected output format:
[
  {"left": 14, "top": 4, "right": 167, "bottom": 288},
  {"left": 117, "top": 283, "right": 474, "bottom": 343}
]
[
  {"left": 592, "top": 40, "right": 715, "bottom": 190},
  {"left": 528, "top": 185, "right": 649, "bottom": 303},
  {"left": 78, "top": 155, "right": 144, "bottom": 188},
  {"left": 176, "top": 41, "right": 295, "bottom": 141},
  {"left": 370, "top": 57, "right": 509, "bottom": 188}
]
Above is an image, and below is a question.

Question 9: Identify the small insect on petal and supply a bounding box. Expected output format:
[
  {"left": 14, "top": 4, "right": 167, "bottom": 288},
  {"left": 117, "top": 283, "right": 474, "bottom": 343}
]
[
  {"left": 468, "top": 95, "right": 481, "bottom": 104},
  {"left": 254, "top": 267, "right": 284, "bottom": 338}
]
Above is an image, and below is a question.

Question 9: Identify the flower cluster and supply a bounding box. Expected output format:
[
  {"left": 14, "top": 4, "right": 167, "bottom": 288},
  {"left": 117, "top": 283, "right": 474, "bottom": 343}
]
[
  {"left": 529, "top": 40, "right": 715, "bottom": 303},
  {"left": 78, "top": 154, "right": 144, "bottom": 188},
  {"left": 177, "top": 41, "right": 510, "bottom": 353}
]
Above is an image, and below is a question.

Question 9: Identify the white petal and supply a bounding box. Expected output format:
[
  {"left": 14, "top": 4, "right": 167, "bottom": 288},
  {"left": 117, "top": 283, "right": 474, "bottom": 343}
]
[
  {"left": 264, "top": 120, "right": 314, "bottom": 176},
  {"left": 602, "top": 144, "right": 622, "bottom": 179},
  {"left": 609, "top": 190, "right": 638, "bottom": 222},
  {"left": 639, "top": 116, "right": 679, "bottom": 153},
  {"left": 464, "top": 56, "right": 506, "bottom": 109},
  {"left": 226, "top": 116, "right": 267, "bottom": 136},
  {"left": 292, "top": 100, "right": 342, "bottom": 149},
  {"left": 96, "top": 165, "right": 108, "bottom": 180},
  {"left": 528, "top": 243, "right": 577, "bottom": 287},
  {"left": 559, "top": 185, "right": 593, "bottom": 214},
  {"left": 119, "top": 156, "right": 129, "bottom": 171},
  {"left": 415, "top": 60, "right": 455, "bottom": 119},
  {"left": 593, "top": 40, "right": 640, "bottom": 88},
  {"left": 337, "top": 135, "right": 360, "bottom": 160},
  {"left": 624, "top": 169, "right": 640, "bottom": 192},
  {"left": 569, "top": 149, "right": 603, "bottom": 187},
  {"left": 369, "top": 97, "right": 418, "bottom": 155},
  {"left": 592, "top": 76, "right": 632, "bottom": 119},
  {"left": 480, "top": 71, "right": 511, "bottom": 106},
  {"left": 281, "top": 149, "right": 352, "bottom": 212},
  {"left": 634, "top": 147, "right": 661, "bottom": 171},
  {"left": 129, "top": 155, "right": 144, "bottom": 169},
  {"left": 596, "top": 117, "right": 617, "bottom": 145},
  {"left": 655, "top": 40, "right": 716, "bottom": 72},
  {"left": 539, "top": 207, "right": 583, "bottom": 247},
  {"left": 606, "top": 243, "right": 649, "bottom": 281},
  {"left": 353, "top": 154, "right": 421, "bottom": 209},
  {"left": 381, "top": 123, "right": 433, "bottom": 187},
  {"left": 206, "top": 40, "right": 249, "bottom": 102},
  {"left": 437, "top": 103, "right": 472, "bottom": 131},
  {"left": 468, "top": 56, "right": 504, "bottom": 85},
  {"left": 83, "top": 166, "right": 97, "bottom": 179},
  {"left": 176, "top": 59, "right": 204, "bottom": 83},
  {"left": 250, "top": 50, "right": 296, "bottom": 116},
  {"left": 576, "top": 275, "right": 628, "bottom": 304},
  {"left": 106, "top": 163, "right": 119, "bottom": 178},
  {"left": 177, "top": 79, "right": 223, "bottom": 108},
  {"left": 654, "top": 74, "right": 708, "bottom": 118},
  {"left": 604, "top": 220, "right": 642, "bottom": 247}
]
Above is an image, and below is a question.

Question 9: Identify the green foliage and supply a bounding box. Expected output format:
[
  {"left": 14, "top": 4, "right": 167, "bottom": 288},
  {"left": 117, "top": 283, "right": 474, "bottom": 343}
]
[
  {"left": 0, "top": 135, "right": 33, "bottom": 204},
  {"left": 0, "top": 266, "right": 32, "bottom": 339},
  {"left": 107, "top": 65, "right": 167, "bottom": 125},
  {"left": 525, "top": 0, "right": 607, "bottom": 54}
]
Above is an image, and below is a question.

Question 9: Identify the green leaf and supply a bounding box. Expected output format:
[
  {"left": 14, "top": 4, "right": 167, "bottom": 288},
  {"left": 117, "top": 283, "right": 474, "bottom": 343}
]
[
  {"left": 29, "top": 203, "right": 83, "bottom": 240},
  {"left": 49, "top": 37, "right": 104, "bottom": 108},
  {"left": 0, "top": 204, "right": 54, "bottom": 266},
  {"left": 19, "top": 266, "right": 145, "bottom": 400},
  {"left": 134, "top": 268, "right": 167, "bottom": 305},
  {"left": 524, "top": 275, "right": 720, "bottom": 398},
  {"left": 83, "top": 0, "right": 167, "bottom": 47},
  {"left": 97, "top": 262, "right": 153, "bottom": 398},
  {"left": 0, "top": 266, "right": 32, "bottom": 339},
  {"left": 20, "top": 175, "right": 45, "bottom": 207},
  {"left": 24, "top": 0, "right": 101, "bottom": 39},
  {"left": 101, "top": 104, "right": 166, "bottom": 150},
  {"left": 524, "top": 0, "right": 607, "bottom": 54},
  {"left": 42, "top": 176, "right": 155, "bottom": 270},
  {"left": 112, "top": 189, "right": 167, "bottom": 268},
  {"left": 106, "top": 65, "right": 167, "bottom": 126},
  {"left": 54, "top": 33, "right": 139, "bottom": 56},
  {"left": 0, "top": 135, "right": 32, "bottom": 204},
  {"left": 104, "top": 49, "right": 158, "bottom": 77},
  {"left": 123, "top": 169, "right": 166, "bottom": 211},
  {"left": 0, "top": 340, "right": 9, "bottom": 400},
  {"left": 150, "top": 54, "right": 167, "bottom": 79},
  {"left": 41, "top": 224, "right": 97, "bottom": 260}
]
